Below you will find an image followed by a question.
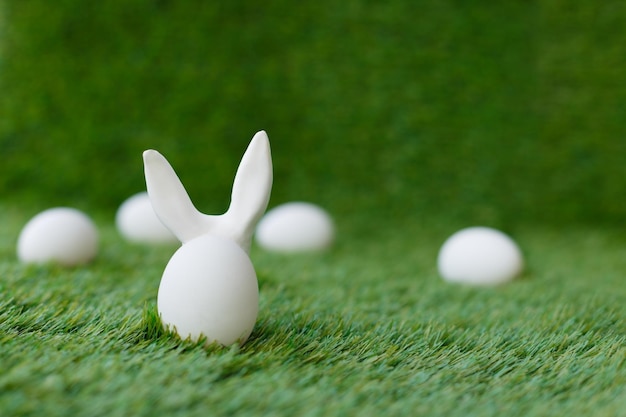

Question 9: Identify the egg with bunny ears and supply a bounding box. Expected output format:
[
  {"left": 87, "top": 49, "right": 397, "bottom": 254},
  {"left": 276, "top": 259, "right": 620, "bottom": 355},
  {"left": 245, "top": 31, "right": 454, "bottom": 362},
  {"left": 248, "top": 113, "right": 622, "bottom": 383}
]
[
  {"left": 17, "top": 207, "right": 99, "bottom": 266},
  {"left": 115, "top": 192, "right": 178, "bottom": 244},
  {"left": 437, "top": 226, "right": 524, "bottom": 286},
  {"left": 143, "top": 130, "right": 272, "bottom": 346}
]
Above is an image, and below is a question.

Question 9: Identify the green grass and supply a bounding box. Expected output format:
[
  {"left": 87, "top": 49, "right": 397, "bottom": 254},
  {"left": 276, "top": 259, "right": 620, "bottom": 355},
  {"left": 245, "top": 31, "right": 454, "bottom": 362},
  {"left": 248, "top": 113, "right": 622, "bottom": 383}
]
[
  {"left": 2, "top": 1, "right": 626, "bottom": 415},
  {"left": 1, "top": 205, "right": 626, "bottom": 416},
  {"left": 1, "top": 1, "right": 626, "bottom": 224}
]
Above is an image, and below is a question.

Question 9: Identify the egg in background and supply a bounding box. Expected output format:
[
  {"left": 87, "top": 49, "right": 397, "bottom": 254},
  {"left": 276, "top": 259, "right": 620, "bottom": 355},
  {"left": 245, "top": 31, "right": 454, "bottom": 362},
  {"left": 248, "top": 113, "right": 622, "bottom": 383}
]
[
  {"left": 255, "top": 202, "right": 335, "bottom": 253},
  {"left": 17, "top": 207, "right": 99, "bottom": 266},
  {"left": 116, "top": 192, "right": 178, "bottom": 244},
  {"left": 437, "top": 226, "right": 524, "bottom": 286}
]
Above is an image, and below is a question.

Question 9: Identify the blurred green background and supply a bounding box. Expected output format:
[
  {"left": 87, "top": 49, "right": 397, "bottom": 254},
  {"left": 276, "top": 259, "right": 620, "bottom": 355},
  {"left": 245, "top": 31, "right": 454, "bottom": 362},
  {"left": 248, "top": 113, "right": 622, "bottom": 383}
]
[{"left": 1, "top": 0, "right": 625, "bottom": 228}]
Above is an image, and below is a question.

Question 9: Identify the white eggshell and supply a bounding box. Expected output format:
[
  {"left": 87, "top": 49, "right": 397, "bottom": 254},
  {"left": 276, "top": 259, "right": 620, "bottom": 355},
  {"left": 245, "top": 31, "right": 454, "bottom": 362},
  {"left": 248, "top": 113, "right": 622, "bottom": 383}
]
[
  {"left": 255, "top": 202, "right": 334, "bottom": 252},
  {"left": 116, "top": 192, "right": 177, "bottom": 244},
  {"left": 158, "top": 235, "right": 259, "bottom": 346},
  {"left": 437, "top": 226, "right": 523, "bottom": 286},
  {"left": 17, "top": 207, "right": 99, "bottom": 266}
]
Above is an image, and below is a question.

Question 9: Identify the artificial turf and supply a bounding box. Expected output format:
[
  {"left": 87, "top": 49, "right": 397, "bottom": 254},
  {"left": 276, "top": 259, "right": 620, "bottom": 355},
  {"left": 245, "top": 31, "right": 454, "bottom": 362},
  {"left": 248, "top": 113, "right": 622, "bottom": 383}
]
[
  {"left": 1, "top": 205, "right": 626, "bottom": 416},
  {"left": 2, "top": 1, "right": 626, "bottom": 224},
  {"left": 2, "top": 0, "right": 626, "bottom": 415}
]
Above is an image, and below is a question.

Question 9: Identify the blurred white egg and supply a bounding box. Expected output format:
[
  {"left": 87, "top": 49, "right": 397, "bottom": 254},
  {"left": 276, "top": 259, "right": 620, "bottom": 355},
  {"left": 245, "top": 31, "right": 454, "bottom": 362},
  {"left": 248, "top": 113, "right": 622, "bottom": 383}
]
[
  {"left": 437, "top": 226, "right": 523, "bottom": 286},
  {"left": 17, "top": 207, "right": 99, "bottom": 266},
  {"left": 255, "top": 202, "right": 334, "bottom": 252},
  {"left": 158, "top": 235, "right": 259, "bottom": 346},
  {"left": 116, "top": 192, "right": 177, "bottom": 244}
]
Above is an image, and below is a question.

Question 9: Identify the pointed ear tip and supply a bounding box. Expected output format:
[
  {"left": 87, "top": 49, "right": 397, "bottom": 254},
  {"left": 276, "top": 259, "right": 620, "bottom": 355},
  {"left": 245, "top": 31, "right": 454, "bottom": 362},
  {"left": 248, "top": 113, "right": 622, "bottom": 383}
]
[
  {"left": 253, "top": 130, "right": 269, "bottom": 141},
  {"left": 250, "top": 131, "right": 271, "bottom": 152},
  {"left": 143, "top": 149, "right": 162, "bottom": 161}
]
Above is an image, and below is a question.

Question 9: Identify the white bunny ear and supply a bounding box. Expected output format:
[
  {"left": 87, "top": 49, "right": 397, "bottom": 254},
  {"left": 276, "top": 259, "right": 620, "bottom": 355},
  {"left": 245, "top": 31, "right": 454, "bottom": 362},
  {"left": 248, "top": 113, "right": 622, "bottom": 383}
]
[
  {"left": 142, "top": 131, "right": 273, "bottom": 253},
  {"left": 224, "top": 130, "right": 273, "bottom": 249},
  {"left": 143, "top": 150, "right": 213, "bottom": 244}
]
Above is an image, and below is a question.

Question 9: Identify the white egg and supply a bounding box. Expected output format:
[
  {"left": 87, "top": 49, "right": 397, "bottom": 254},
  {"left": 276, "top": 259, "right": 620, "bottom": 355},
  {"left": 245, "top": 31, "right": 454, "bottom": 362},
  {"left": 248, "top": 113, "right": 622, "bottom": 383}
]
[
  {"left": 116, "top": 192, "right": 177, "bottom": 244},
  {"left": 158, "top": 234, "right": 259, "bottom": 346},
  {"left": 255, "top": 202, "right": 335, "bottom": 252},
  {"left": 437, "top": 226, "right": 524, "bottom": 286},
  {"left": 17, "top": 207, "right": 99, "bottom": 266}
]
